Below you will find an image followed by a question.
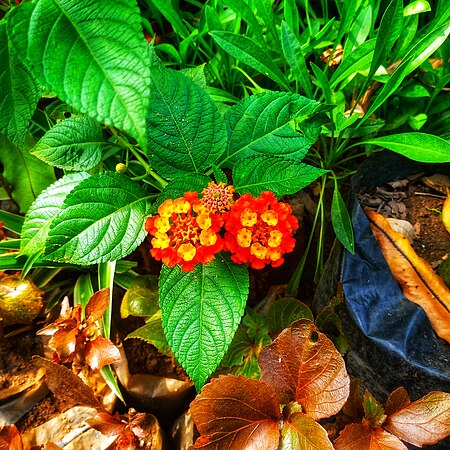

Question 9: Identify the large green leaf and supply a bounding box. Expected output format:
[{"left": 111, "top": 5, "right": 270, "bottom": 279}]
[
  {"left": 31, "top": 117, "right": 105, "bottom": 170},
  {"left": 146, "top": 67, "right": 227, "bottom": 178},
  {"left": 159, "top": 253, "right": 249, "bottom": 390},
  {"left": 44, "top": 172, "right": 152, "bottom": 265},
  {"left": 0, "top": 21, "right": 39, "bottom": 147},
  {"left": 210, "top": 31, "right": 290, "bottom": 90},
  {"left": 222, "top": 92, "right": 328, "bottom": 167},
  {"left": 361, "top": 132, "right": 450, "bottom": 162},
  {"left": 0, "top": 135, "right": 56, "bottom": 213},
  {"left": 6, "top": 0, "right": 150, "bottom": 147},
  {"left": 21, "top": 172, "right": 90, "bottom": 256},
  {"left": 233, "top": 155, "right": 327, "bottom": 197}
]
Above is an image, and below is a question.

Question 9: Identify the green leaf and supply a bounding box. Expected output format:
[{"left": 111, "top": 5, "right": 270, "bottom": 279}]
[
  {"left": 146, "top": 67, "right": 227, "bottom": 178},
  {"left": 368, "top": 0, "right": 403, "bottom": 80},
  {"left": 267, "top": 298, "right": 313, "bottom": 335},
  {"left": 0, "top": 135, "right": 56, "bottom": 213},
  {"left": 159, "top": 253, "right": 249, "bottom": 390},
  {"left": 212, "top": 165, "right": 228, "bottom": 184},
  {"left": 233, "top": 155, "right": 327, "bottom": 197},
  {"left": 281, "top": 22, "right": 313, "bottom": 98},
  {"left": 223, "top": 92, "right": 327, "bottom": 167},
  {"left": 7, "top": 0, "right": 150, "bottom": 147},
  {"left": 0, "top": 21, "right": 39, "bottom": 147},
  {"left": 120, "top": 275, "right": 159, "bottom": 319},
  {"left": 44, "top": 172, "right": 151, "bottom": 265},
  {"left": 224, "top": 0, "right": 264, "bottom": 42},
  {"left": 331, "top": 181, "right": 354, "bottom": 254},
  {"left": 311, "top": 63, "right": 333, "bottom": 105},
  {"left": 148, "top": 0, "right": 189, "bottom": 39},
  {"left": 31, "top": 117, "right": 105, "bottom": 171},
  {"left": 404, "top": 0, "right": 431, "bottom": 16},
  {"left": 361, "top": 132, "right": 450, "bottom": 163},
  {"left": 21, "top": 172, "right": 90, "bottom": 255},
  {"left": 243, "top": 308, "right": 271, "bottom": 344},
  {"left": 126, "top": 315, "right": 171, "bottom": 355},
  {"left": 210, "top": 31, "right": 290, "bottom": 90},
  {"left": 0, "top": 210, "right": 24, "bottom": 234}
]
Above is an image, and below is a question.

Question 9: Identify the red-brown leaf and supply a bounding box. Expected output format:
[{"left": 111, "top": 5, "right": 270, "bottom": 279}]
[
  {"left": 0, "top": 425, "right": 23, "bottom": 450},
  {"left": 384, "top": 391, "right": 450, "bottom": 447},
  {"left": 85, "top": 288, "right": 110, "bottom": 323},
  {"left": 385, "top": 387, "right": 410, "bottom": 417},
  {"left": 85, "top": 336, "right": 121, "bottom": 370},
  {"left": 33, "top": 356, "right": 102, "bottom": 410},
  {"left": 87, "top": 411, "right": 126, "bottom": 436},
  {"left": 49, "top": 326, "right": 79, "bottom": 361},
  {"left": 189, "top": 374, "right": 281, "bottom": 450},
  {"left": 259, "top": 319, "right": 350, "bottom": 419},
  {"left": 279, "top": 412, "right": 334, "bottom": 449},
  {"left": 366, "top": 209, "right": 450, "bottom": 344},
  {"left": 334, "top": 423, "right": 407, "bottom": 450}
]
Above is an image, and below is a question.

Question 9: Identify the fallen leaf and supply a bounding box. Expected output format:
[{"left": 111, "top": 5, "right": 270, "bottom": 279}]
[
  {"left": 442, "top": 192, "right": 450, "bottom": 235},
  {"left": 0, "top": 425, "right": 23, "bottom": 450},
  {"left": 366, "top": 209, "right": 450, "bottom": 344},
  {"left": 384, "top": 391, "right": 450, "bottom": 447},
  {"left": 85, "top": 335, "right": 122, "bottom": 370},
  {"left": 385, "top": 218, "right": 414, "bottom": 243},
  {"left": 87, "top": 411, "right": 126, "bottom": 436},
  {"left": 334, "top": 423, "right": 407, "bottom": 450},
  {"left": 385, "top": 388, "right": 410, "bottom": 416},
  {"left": 279, "top": 412, "right": 334, "bottom": 449},
  {"left": 363, "top": 390, "right": 386, "bottom": 427},
  {"left": 85, "top": 288, "right": 110, "bottom": 323},
  {"left": 259, "top": 319, "right": 349, "bottom": 420},
  {"left": 189, "top": 374, "right": 281, "bottom": 449}
]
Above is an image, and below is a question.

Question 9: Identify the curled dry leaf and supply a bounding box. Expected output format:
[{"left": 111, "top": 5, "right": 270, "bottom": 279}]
[
  {"left": 85, "top": 335, "right": 122, "bottom": 371},
  {"left": 189, "top": 374, "right": 281, "bottom": 450},
  {"left": 0, "top": 425, "right": 22, "bottom": 450},
  {"left": 334, "top": 423, "right": 408, "bottom": 450},
  {"left": 259, "top": 319, "right": 350, "bottom": 420},
  {"left": 384, "top": 391, "right": 450, "bottom": 447},
  {"left": 85, "top": 288, "right": 110, "bottom": 323},
  {"left": 385, "top": 218, "right": 414, "bottom": 244},
  {"left": 279, "top": 412, "right": 334, "bottom": 450},
  {"left": 366, "top": 209, "right": 450, "bottom": 344}
]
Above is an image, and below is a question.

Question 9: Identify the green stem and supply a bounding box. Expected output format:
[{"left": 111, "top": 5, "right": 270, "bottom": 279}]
[{"left": 128, "top": 147, "right": 168, "bottom": 189}]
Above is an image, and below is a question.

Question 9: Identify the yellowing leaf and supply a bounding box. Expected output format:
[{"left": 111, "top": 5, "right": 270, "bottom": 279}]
[
  {"left": 259, "top": 319, "right": 350, "bottom": 420},
  {"left": 366, "top": 209, "right": 450, "bottom": 344},
  {"left": 442, "top": 192, "right": 450, "bottom": 235},
  {"left": 384, "top": 391, "right": 450, "bottom": 447},
  {"left": 334, "top": 423, "right": 408, "bottom": 450},
  {"left": 279, "top": 412, "right": 334, "bottom": 449}
]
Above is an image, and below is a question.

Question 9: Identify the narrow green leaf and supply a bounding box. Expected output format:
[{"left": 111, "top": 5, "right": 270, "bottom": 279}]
[
  {"left": 368, "top": 0, "right": 403, "bottom": 80},
  {"left": 281, "top": 22, "right": 313, "bottom": 98},
  {"left": 210, "top": 31, "right": 290, "bottom": 90},
  {"left": 404, "top": 0, "right": 431, "bottom": 16},
  {"left": 331, "top": 182, "right": 354, "bottom": 254},
  {"left": 148, "top": 0, "right": 189, "bottom": 39},
  {"left": 101, "top": 365, "right": 125, "bottom": 404},
  {"left": 284, "top": 0, "right": 300, "bottom": 40},
  {"left": 360, "top": 132, "right": 450, "bottom": 163},
  {"left": 310, "top": 63, "right": 333, "bottom": 105},
  {"left": 31, "top": 117, "right": 104, "bottom": 171},
  {"left": 159, "top": 253, "right": 249, "bottom": 390},
  {"left": 254, "top": 0, "right": 280, "bottom": 47},
  {"left": 45, "top": 172, "right": 151, "bottom": 265},
  {"left": 223, "top": 92, "right": 328, "bottom": 166},
  {"left": 7, "top": 0, "right": 151, "bottom": 147},
  {"left": 74, "top": 273, "right": 94, "bottom": 318},
  {"left": 233, "top": 155, "right": 327, "bottom": 197},
  {"left": 224, "top": 0, "right": 264, "bottom": 42},
  {"left": 21, "top": 172, "right": 90, "bottom": 255},
  {"left": 0, "top": 210, "right": 24, "bottom": 234},
  {"left": 0, "top": 21, "right": 39, "bottom": 147},
  {"left": 126, "top": 315, "right": 171, "bottom": 355},
  {"left": 0, "top": 135, "right": 56, "bottom": 213},
  {"left": 146, "top": 67, "right": 227, "bottom": 178}
]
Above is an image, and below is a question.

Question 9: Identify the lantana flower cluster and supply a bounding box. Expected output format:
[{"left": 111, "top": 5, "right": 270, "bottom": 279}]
[{"left": 145, "top": 182, "right": 299, "bottom": 272}]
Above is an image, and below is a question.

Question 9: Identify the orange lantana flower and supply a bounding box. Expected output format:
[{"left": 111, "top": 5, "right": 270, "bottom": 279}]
[
  {"left": 145, "top": 192, "right": 224, "bottom": 272},
  {"left": 200, "top": 181, "right": 234, "bottom": 213},
  {"left": 223, "top": 191, "right": 298, "bottom": 269}
]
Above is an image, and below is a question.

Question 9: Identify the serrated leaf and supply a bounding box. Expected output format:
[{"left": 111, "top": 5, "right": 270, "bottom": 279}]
[
  {"left": 146, "top": 67, "right": 227, "bottom": 178},
  {"left": 31, "top": 116, "right": 105, "bottom": 170},
  {"left": 259, "top": 319, "right": 350, "bottom": 420},
  {"left": 45, "top": 172, "right": 151, "bottom": 265},
  {"left": 159, "top": 253, "right": 249, "bottom": 390},
  {"left": 334, "top": 423, "right": 408, "bottom": 450},
  {"left": 7, "top": 0, "right": 150, "bottom": 147},
  {"left": 233, "top": 155, "right": 326, "bottom": 197},
  {"left": 190, "top": 374, "right": 281, "bottom": 449},
  {"left": 125, "top": 315, "right": 171, "bottom": 355},
  {"left": 223, "top": 92, "right": 327, "bottom": 167},
  {"left": 0, "top": 135, "right": 56, "bottom": 213},
  {"left": 280, "top": 412, "right": 334, "bottom": 450},
  {"left": 331, "top": 182, "right": 355, "bottom": 253},
  {"left": 21, "top": 172, "right": 90, "bottom": 255},
  {"left": 0, "top": 21, "right": 39, "bottom": 147},
  {"left": 120, "top": 275, "right": 159, "bottom": 319},
  {"left": 384, "top": 391, "right": 450, "bottom": 447},
  {"left": 267, "top": 298, "right": 313, "bottom": 335}
]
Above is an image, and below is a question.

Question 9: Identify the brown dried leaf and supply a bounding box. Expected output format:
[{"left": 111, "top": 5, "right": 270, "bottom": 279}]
[
  {"left": 385, "top": 388, "right": 410, "bottom": 417},
  {"left": 279, "top": 412, "right": 334, "bottom": 449},
  {"left": 342, "top": 379, "right": 365, "bottom": 421},
  {"left": 85, "top": 288, "right": 110, "bottom": 323},
  {"left": 189, "top": 374, "right": 281, "bottom": 450},
  {"left": 366, "top": 209, "right": 450, "bottom": 344},
  {"left": 0, "top": 425, "right": 23, "bottom": 450},
  {"left": 334, "top": 423, "right": 407, "bottom": 450},
  {"left": 49, "top": 326, "right": 78, "bottom": 362},
  {"left": 85, "top": 336, "right": 121, "bottom": 370},
  {"left": 384, "top": 391, "right": 450, "bottom": 447},
  {"left": 87, "top": 411, "right": 126, "bottom": 436},
  {"left": 33, "top": 356, "right": 102, "bottom": 410},
  {"left": 259, "top": 319, "right": 350, "bottom": 420}
]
